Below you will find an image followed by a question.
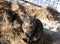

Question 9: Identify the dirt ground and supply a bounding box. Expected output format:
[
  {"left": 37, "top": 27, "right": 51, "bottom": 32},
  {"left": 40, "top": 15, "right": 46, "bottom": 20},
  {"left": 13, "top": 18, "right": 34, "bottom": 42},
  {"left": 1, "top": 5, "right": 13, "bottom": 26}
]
[{"left": 0, "top": 0, "right": 60, "bottom": 44}]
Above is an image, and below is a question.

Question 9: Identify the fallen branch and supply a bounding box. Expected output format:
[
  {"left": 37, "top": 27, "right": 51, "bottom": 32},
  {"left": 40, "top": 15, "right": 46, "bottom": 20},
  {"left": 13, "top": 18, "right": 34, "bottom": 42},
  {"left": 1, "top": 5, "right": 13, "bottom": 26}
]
[{"left": 20, "top": 0, "right": 42, "bottom": 7}]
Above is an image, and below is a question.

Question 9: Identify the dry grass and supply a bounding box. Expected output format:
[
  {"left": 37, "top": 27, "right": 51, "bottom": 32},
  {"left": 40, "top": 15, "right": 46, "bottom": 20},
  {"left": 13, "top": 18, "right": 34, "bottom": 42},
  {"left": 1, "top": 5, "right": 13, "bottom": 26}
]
[{"left": 0, "top": 0, "right": 59, "bottom": 44}]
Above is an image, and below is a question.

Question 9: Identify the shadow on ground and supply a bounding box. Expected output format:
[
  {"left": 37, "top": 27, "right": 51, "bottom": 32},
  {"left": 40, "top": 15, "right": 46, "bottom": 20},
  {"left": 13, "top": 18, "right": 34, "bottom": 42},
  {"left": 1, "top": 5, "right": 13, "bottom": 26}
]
[{"left": 44, "top": 28, "right": 60, "bottom": 44}]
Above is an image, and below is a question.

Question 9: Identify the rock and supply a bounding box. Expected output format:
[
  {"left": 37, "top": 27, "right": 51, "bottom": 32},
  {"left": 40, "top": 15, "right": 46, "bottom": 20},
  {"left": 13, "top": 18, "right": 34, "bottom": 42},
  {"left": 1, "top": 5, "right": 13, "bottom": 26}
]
[{"left": 22, "top": 16, "right": 43, "bottom": 43}]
